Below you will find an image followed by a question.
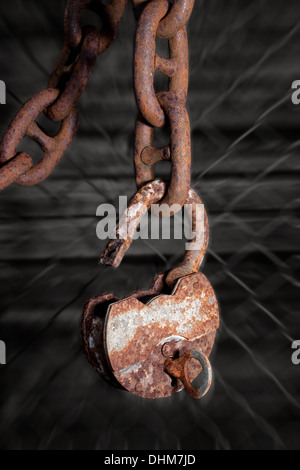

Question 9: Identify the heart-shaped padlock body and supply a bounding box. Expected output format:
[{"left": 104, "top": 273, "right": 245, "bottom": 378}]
[
  {"left": 81, "top": 272, "right": 165, "bottom": 387},
  {"left": 82, "top": 272, "right": 219, "bottom": 399}
]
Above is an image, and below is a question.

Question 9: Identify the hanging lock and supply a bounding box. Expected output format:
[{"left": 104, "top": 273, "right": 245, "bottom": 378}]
[{"left": 82, "top": 180, "right": 219, "bottom": 399}]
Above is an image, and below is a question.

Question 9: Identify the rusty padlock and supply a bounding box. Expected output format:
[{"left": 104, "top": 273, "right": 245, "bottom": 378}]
[{"left": 82, "top": 180, "right": 219, "bottom": 399}]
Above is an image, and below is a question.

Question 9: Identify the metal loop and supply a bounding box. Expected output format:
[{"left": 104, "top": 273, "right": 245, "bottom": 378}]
[
  {"left": 134, "top": 0, "right": 189, "bottom": 127},
  {"left": 47, "top": 26, "right": 100, "bottom": 122},
  {"left": 0, "top": 89, "right": 79, "bottom": 186},
  {"left": 164, "top": 349, "right": 212, "bottom": 399},
  {"left": 17, "top": 109, "right": 79, "bottom": 186},
  {"left": 134, "top": 0, "right": 169, "bottom": 128},
  {"left": 101, "top": 179, "right": 166, "bottom": 267},
  {"left": 64, "top": 0, "right": 128, "bottom": 55},
  {"left": 165, "top": 187, "right": 209, "bottom": 288},
  {"left": 0, "top": 153, "right": 33, "bottom": 191},
  {"left": 134, "top": 91, "right": 191, "bottom": 210},
  {"left": 157, "top": 91, "right": 191, "bottom": 208},
  {"left": 100, "top": 179, "right": 209, "bottom": 290},
  {"left": 157, "top": 0, "right": 195, "bottom": 39},
  {"left": 134, "top": 9, "right": 190, "bottom": 208},
  {"left": 168, "top": 27, "right": 188, "bottom": 100},
  {"left": 134, "top": 114, "right": 155, "bottom": 188},
  {"left": 0, "top": 89, "right": 60, "bottom": 163}
]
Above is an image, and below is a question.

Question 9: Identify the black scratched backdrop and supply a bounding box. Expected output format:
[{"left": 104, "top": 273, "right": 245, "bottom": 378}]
[{"left": 0, "top": 0, "right": 299, "bottom": 451}]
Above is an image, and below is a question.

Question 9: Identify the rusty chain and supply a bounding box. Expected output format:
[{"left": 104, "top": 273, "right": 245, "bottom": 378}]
[
  {"left": 133, "top": 0, "right": 193, "bottom": 213},
  {"left": 0, "top": 0, "right": 219, "bottom": 400},
  {"left": 0, "top": 0, "right": 194, "bottom": 203},
  {"left": 0, "top": 0, "right": 201, "bottom": 283},
  {"left": 0, "top": 0, "right": 202, "bottom": 302},
  {"left": 0, "top": 0, "right": 199, "bottom": 289}
]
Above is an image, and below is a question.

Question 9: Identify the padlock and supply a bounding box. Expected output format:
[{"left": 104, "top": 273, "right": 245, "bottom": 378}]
[{"left": 82, "top": 180, "right": 219, "bottom": 399}]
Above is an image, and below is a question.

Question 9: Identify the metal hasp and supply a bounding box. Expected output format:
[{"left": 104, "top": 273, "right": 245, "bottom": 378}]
[
  {"left": 0, "top": 0, "right": 220, "bottom": 400},
  {"left": 82, "top": 181, "right": 220, "bottom": 399}
]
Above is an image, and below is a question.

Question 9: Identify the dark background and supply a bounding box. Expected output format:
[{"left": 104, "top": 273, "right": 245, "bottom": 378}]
[{"left": 0, "top": 0, "right": 299, "bottom": 450}]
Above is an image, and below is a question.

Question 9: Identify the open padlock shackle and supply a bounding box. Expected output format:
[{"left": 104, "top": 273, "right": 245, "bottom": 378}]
[{"left": 100, "top": 179, "right": 209, "bottom": 289}]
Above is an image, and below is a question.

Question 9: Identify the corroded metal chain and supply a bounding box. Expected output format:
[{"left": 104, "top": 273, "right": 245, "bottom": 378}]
[
  {"left": 0, "top": 0, "right": 127, "bottom": 190},
  {"left": 133, "top": 0, "right": 194, "bottom": 213},
  {"left": 100, "top": 0, "right": 203, "bottom": 287},
  {"left": 0, "top": 0, "right": 199, "bottom": 295},
  {"left": 0, "top": 0, "right": 195, "bottom": 205}
]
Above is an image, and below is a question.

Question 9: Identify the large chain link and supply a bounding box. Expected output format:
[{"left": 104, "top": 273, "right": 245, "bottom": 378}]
[
  {"left": 133, "top": 0, "right": 193, "bottom": 214},
  {"left": 0, "top": 0, "right": 127, "bottom": 189}
]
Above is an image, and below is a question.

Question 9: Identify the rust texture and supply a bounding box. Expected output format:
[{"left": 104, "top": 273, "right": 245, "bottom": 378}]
[
  {"left": 47, "top": 25, "right": 100, "bottom": 122},
  {"left": 100, "top": 179, "right": 209, "bottom": 290},
  {"left": 124, "top": 272, "right": 166, "bottom": 301},
  {"left": 134, "top": 114, "right": 155, "bottom": 189},
  {"left": 81, "top": 272, "right": 166, "bottom": 385},
  {"left": 100, "top": 180, "right": 166, "bottom": 267},
  {"left": 104, "top": 272, "right": 219, "bottom": 398},
  {"left": 114, "top": 334, "right": 216, "bottom": 399},
  {"left": 0, "top": 89, "right": 79, "bottom": 186},
  {"left": 0, "top": 0, "right": 126, "bottom": 191},
  {"left": 81, "top": 292, "right": 122, "bottom": 386},
  {"left": 133, "top": 0, "right": 190, "bottom": 212},
  {"left": 132, "top": 0, "right": 194, "bottom": 39},
  {"left": 0, "top": 0, "right": 220, "bottom": 401},
  {"left": 165, "top": 187, "right": 209, "bottom": 289},
  {"left": 82, "top": 272, "right": 219, "bottom": 399},
  {"left": 156, "top": 0, "right": 195, "bottom": 39},
  {"left": 0, "top": 153, "right": 32, "bottom": 191},
  {"left": 134, "top": 0, "right": 169, "bottom": 128},
  {"left": 64, "top": 0, "right": 128, "bottom": 55}
]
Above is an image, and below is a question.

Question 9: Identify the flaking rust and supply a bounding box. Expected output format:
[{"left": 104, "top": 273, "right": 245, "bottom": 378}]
[
  {"left": 0, "top": 0, "right": 127, "bottom": 191},
  {"left": 133, "top": 0, "right": 191, "bottom": 211},
  {"left": 0, "top": 0, "right": 220, "bottom": 400},
  {"left": 85, "top": 176, "right": 219, "bottom": 399}
]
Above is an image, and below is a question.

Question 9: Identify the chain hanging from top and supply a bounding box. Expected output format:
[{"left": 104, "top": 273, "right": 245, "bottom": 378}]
[
  {"left": 0, "top": 0, "right": 127, "bottom": 190},
  {"left": 0, "top": 1, "right": 221, "bottom": 401},
  {"left": 0, "top": 0, "right": 199, "bottom": 288}
]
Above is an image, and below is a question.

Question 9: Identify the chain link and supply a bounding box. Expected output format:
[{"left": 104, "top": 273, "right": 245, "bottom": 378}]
[
  {"left": 0, "top": 89, "right": 79, "bottom": 186},
  {"left": 133, "top": 0, "right": 192, "bottom": 214},
  {"left": 0, "top": 0, "right": 194, "bottom": 215},
  {"left": 0, "top": 0, "right": 217, "bottom": 399},
  {"left": 47, "top": 25, "right": 100, "bottom": 122},
  {"left": 64, "top": 0, "right": 128, "bottom": 54}
]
